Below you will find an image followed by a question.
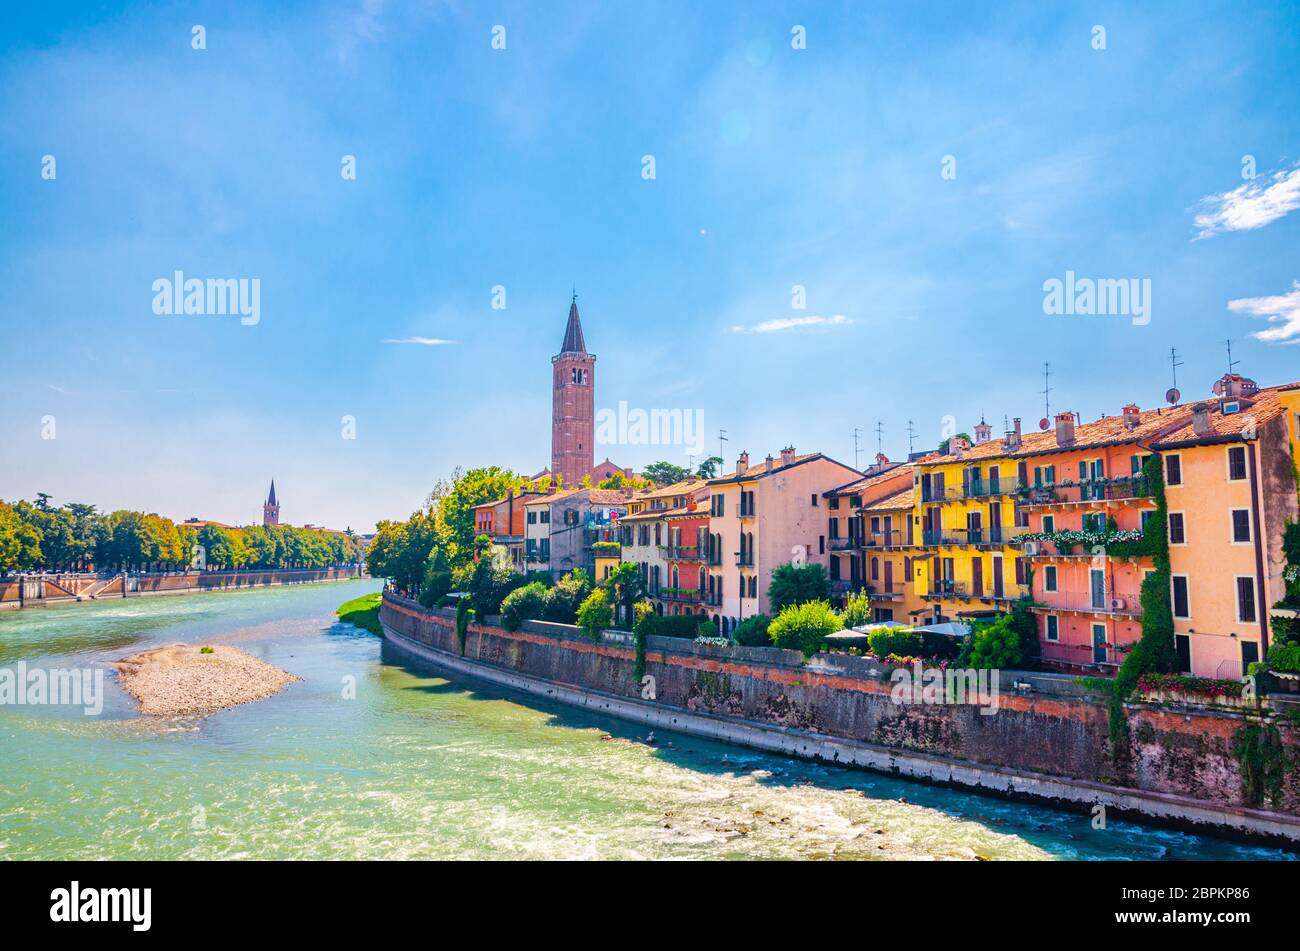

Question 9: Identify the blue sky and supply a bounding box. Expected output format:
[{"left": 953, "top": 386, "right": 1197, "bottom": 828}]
[{"left": 1, "top": 0, "right": 1298, "bottom": 531}]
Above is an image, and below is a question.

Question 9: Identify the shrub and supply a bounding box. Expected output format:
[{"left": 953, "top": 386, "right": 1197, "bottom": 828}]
[
  {"left": 455, "top": 596, "right": 473, "bottom": 655},
  {"left": 418, "top": 547, "right": 452, "bottom": 609},
  {"left": 542, "top": 568, "right": 592, "bottom": 623},
  {"left": 867, "top": 628, "right": 923, "bottom": 659},
  {"left": 576, "top": 588, "right": 612, "bottom": 641},
  {"left": 967, "top": 614, "right": 1022, "bottom": 670},
  {"left": 500, "top": 581, "right": 548, "bottom": 632},
  {"left": 634, "top": 612, "right": 710, "bottom": 640},
  {"left": 199, "top": 645, "right": 214, "bottom": 654},
  {"left": 840, "top": 589, "right": 872, "bottom": 629},
  {"left": 732, "top": 614, "right": 772, "bottom": 647},
  {"left": 769, "top": 601, "right": 841, "bottom": 658},
  {"left": 1268, "top": 639, "right": 1300, "bottom": 673},
  {"left": 767, "top": 562, "right": 831, "bottom": 613}
]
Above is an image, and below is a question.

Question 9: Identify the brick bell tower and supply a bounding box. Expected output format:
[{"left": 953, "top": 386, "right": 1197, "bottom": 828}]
[
  {"left": 551, "top": 294, "right": 595, "bottom": 488},
  {"left": 263, "top": 479, "right": 280, "bottom": 526}
]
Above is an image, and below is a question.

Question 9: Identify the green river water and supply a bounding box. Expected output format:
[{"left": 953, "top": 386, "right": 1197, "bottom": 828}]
[{"left": 0, "top": 578, "right": 1291, "bottom": 861}]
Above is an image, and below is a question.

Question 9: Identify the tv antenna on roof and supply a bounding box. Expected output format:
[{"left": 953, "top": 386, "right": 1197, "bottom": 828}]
[
  {"left": 1226, "top": 338, "right": 1240, "bottom": 377},
  {"left": 1166, "top": 347, "right": 1184, "bottom": 404},
  {"left": 1039, "top": 362, "right": 1053, "bottom": 430},
  {"left": 906, "top": 420, "right": 916, "bottom": 455},
  {"left": 851, "top": 427, "right": 862, "bottom": 471},
  {"left": 718, "top": 428, "right": 728, "bottom": 463},
  {"left": 875, "top": 421, "right": 884, "bottom": 458}
]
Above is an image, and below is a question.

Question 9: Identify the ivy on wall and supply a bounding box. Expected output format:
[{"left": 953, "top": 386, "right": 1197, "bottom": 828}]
[{"left": 1102, "top": 456, "right": 1178, "bottom": 766}]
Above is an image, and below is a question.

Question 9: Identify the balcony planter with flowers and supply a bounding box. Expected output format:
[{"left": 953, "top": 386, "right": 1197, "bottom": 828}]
[{"left": 1136, "top": 672, "right": 1252, "bottom": 709}]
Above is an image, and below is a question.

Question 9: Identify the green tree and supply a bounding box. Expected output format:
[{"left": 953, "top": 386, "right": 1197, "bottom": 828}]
[
  {"left": 695, "top": 456, "right": 724, "bottom": 479},
  {"left": 769, "top": 600, "right": 841, "bottom": 658},
  {"left": 767, "top": 562, "right": 830, "bottom": 613},
  {"left": 967, "top": 614, "right": 1022, "bottom": 670},
  {"left": 434, "top": 466, "right": 520, "bottom": 568},
  {"left": 465, "top": 542, "right": 521, "bottom": 615},
  {"left": 642, "top": 461, "right": 690, "bottom": 485},
  {"left": 543, "top": 568, "right": 592, "bottom": 623},
  {"left": 732, "top": 614, "right": 771, "bottom": 647},
  {"left": 0, "top": 501, "right": 42, "bottom": 572},
  {"left": 418, "top": 547, "right": 453, "bottom": 608},
  {"left": 500, "top": 581, "right": 549, "bottom": 631},
  {"left": 840, "top": 589, "right": 872, "bottom": 628},
  {"left": 603, "top": 561, "right": 646, "bottom": 629},
  {"left": 576, "top": 588, "right": 612, "bottom": 640}
]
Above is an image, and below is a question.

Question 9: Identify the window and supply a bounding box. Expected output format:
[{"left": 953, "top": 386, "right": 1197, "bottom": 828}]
[
  {"left": 1241, "top": 640, "right": 1259, "bottom": 671},
  {"left": 1045, "top": 615, "right": 1059, "bottom": 642},
  {"left": 1042, "top": 515, "right": 1055, "bottom": 534},
  {"left": 810, "top": 494, "right": 819, "bottom": 507},
  {"left": 1171, "top": 576, "right": 1190, "bottom": 619},
  {"left": 1168, "top": 512, "right": 1186, "bottom": 545},
  {"left": 1237, "top": 577, "right": 1257, "bottom": 623},
  {"left": 818, "top": 535, "right": 825, "bottom": 555},
  {"left": 1165, "top": 454, "right": 1182, "bottom": 486},
  {"left": 527, "top": 511, "right": 537, "bottom": 524},
  {"left": 1227, "top": 446, "right": 1247, "bottom": 481},
  {"left": 1044, "top": 565, "right": 1058, "bottom": 593},
  {"left": 541, "top": 510, "right": 550, "bottom": 524},
  {"left": 1231, "top": 509, "right": 1251, "bottom": 543},
  {"left": 829, "top": 497, "right": 840, "bottom": 510}
]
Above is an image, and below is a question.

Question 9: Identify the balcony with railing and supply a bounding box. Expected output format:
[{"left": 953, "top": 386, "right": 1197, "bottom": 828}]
[
  {"left": 964, "top": 477, "right": 1021, "bottom": 499},
  {"left": 659, "top": 544, "right": 704, "bottom": 561},
  {"left": 831, "top": 579, "right": 866, "bottom": 595},
  {"left": 1018, "top": 476, "right": 1155, "bottom": 508},
  {"left": 864, "top": 530, "right": 910, "bottom": 549},
  {"left": 1030, "top": 588, "right": 1143, "bottom": 617},
  {"left": 865, "top": 582, "right": 904, "bottom": 600},
  {"left": 657, "top": 587, "right": 705, "bottom": 604},
  {"left": 736, "top": 553, "right": 754, "bottom": 567},
  {"left": 924, "top": 579, "right": 968, "bottom": 598},
  {"left": 829, "top": 535, "right": 863, "bottom": 551}
]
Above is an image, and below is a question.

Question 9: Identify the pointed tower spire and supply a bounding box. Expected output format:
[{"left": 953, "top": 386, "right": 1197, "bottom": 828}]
[
  {"left": 267, "top": 480, "right": 277, "bottom": 506},
  {"left": 561, "top": 294, "right": 587, "bottom": 354}
]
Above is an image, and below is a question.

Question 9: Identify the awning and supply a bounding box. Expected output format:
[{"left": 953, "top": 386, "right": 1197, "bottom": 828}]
[{"left": 911, "top": 622, "right": 971, "bottom": 638}]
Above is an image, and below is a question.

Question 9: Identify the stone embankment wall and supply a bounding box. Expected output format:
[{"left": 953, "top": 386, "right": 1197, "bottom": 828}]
[{"left": 380, "top": 592, "right": 1300, "bottom": 844}]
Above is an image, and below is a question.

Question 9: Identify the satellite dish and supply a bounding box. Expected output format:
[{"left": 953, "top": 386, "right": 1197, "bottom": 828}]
[
  {"left": 1165, "top": 387, "right": 1180, "bottom": 405},
  {"left": 1038, "top": 418, "right": 1050, "bottom": 431}
]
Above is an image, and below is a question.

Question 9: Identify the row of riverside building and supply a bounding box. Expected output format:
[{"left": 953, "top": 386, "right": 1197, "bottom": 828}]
[{"left": 473, "top": 369, "right": 1300, "bottom": 682}]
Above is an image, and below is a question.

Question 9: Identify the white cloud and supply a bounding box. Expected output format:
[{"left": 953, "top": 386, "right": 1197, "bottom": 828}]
[
  {"left": 1193, "top": 164, "right": 1300, "bottom": 239},
  {"left": 1228, "top": 282, "right": 1300, "bottom": 345},
  {"left": 729, "top": 314, "right": 851, "bottom": 335},
  {"left": 382, "top": 336, "right": 459, "bottom": 346}
]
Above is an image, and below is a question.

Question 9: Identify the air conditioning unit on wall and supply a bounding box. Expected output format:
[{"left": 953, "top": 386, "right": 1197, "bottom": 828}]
[
  {"left": 1022, "top": 541, "right": 1041, "bottom": 556},
  {"left": 1110, "top": 597, "right": 1126, "bottom": 611}
]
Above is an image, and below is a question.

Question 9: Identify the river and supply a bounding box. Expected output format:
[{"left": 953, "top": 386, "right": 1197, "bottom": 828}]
[{"left": 0, "top": 579, "right": 1291, "bottom": 860}]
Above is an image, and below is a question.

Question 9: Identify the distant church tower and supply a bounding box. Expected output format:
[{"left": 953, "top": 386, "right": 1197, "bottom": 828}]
[
  {"left": 551, "top": 295, "right": 595, "bottom": 488},
  {"left": 263, "top": 480, "right": 280, "bottom": 526}
]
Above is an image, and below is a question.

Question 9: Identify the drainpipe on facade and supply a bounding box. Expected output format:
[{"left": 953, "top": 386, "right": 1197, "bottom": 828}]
[{"left": 1248, "top": 440, "right": 1270, "bottom": 658}]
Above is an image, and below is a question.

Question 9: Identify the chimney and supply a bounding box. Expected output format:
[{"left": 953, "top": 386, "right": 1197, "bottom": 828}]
[
  {"left": 951, "top": 435, "right": 970, "bottom": 457},
  {"left": 1054, "top": 411, "right": 1076, "bottom": 445},
  {"left": 974, "top": 418, "right": 992, "bottom": 445},
  {"left": 1191, "top": 402, "right": 1214, "bottom": 436},
  {"left": 1005, "top": 417, "right": 1022, "bottom": 451},
  {"left": 874, "top": 452, "right": 889, "bottom": 469},
  {"left": 765, "top": 453, "right": 774, "bottom": 473},
  {"left": 736, "top": 451, "right": 749, "bottom": 476},
  {"left": 1121, "top": 403, "right": 1140, "bottom": 429},
  {"left": 780, "top": 446, "right": 796, "bottom": 466}
]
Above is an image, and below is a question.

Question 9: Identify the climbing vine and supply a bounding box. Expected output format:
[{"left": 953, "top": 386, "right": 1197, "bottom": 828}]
[
  {"left": 1231, "top": 722, "right": 1286, "bottom": 807},
  {"left": 455, "top": 596, "right": 472, "bottom": 656},
  {"left": 1102, "top": 456, "right": 1177, "bottom": 767}
]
